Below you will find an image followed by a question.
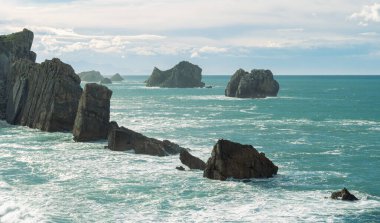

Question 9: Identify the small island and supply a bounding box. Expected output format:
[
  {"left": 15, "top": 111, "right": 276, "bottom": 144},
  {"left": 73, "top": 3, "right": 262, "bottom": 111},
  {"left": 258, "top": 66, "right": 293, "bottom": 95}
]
[
  {"left": 78, "top": 70, "right": 104, "bottom": 82},
  {"left": 225, "top": 69, "right": 280, "bottom": 98},
  {"left": 145, "top": 61, "right": 205, "bottom": 88},
  {"left": 110, "top": 73, "right": 124, "bottom": 81}
]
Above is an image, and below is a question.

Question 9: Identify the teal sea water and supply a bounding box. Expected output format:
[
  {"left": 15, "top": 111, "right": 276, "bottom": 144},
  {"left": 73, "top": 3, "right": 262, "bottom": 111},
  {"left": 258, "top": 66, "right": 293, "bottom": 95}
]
[{"left": 1, "top": 75, "right": 380, "bottom": 222}]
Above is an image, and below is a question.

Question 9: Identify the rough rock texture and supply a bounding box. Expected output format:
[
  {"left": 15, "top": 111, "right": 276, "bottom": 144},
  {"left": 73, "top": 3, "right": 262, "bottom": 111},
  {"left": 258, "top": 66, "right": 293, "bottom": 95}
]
[
  {"left": 331, "top": 188, "right": 359, "bottom": 201},
  {"left": 203, "top": 139, "right": 278, "bottom": 181},
  {"left": 73, "top": 83, "right": 112, "bottom": 141},
  {"left": 145, "top": 61, "right": 205, "bottom": 88},
  {"left": 0, "top": 29, "right": 36, "bottom": 119},
  {"left": 6, "top": 58, "right": 82, "bottom": 131},
  {"left": 225, "top": 69, "right": 279, "bottom": 98},
  {"left": 100, "top": 77, "right": 112, "bottom": 84},
  {"left": 78, "top": 70, "right": 104, "bottom": 82},
  {"left": 110, "top": 73, "right": 124, "bottom": 81},
  {"left": 108, "top": 126, "right": 187, "bottom": 156},
  {"left": 180, "top": 150, "right": 206, "bottom": 170}
]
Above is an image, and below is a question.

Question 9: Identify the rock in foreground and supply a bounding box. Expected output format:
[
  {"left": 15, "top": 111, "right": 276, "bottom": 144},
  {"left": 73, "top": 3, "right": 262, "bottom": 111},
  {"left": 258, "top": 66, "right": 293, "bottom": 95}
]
[
  {"left": 145, "top": 61, "right": 205, "bottom": 88},
  {"left": 225, "top": 69, "right": 279, "bottom": 98},
  {"left": 110, "top": 73, "right": 124, "bottom": 81},
  {"left": 203, "top": 139, "right": 278, "bottom": 181},
  {"left": 108, "top": 126, "right": 187, "bottom": 156},
  {"left": 78, "top": 70, "right": 104, "bottom": 82},
  {"left": 73, "top": 83, "right": 112, "bottom": 142},
  {"left": 331, "top": 188, "right": 359, "bottom": 201},
  {"left": 180, "top": 150, "right": 206, "bottom": 170}
]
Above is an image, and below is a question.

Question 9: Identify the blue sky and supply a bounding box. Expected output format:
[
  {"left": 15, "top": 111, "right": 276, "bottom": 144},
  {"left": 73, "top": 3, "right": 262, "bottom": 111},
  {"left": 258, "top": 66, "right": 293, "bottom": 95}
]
[{"left": 1, "top": 0, "right": 380, "bottom": 75}]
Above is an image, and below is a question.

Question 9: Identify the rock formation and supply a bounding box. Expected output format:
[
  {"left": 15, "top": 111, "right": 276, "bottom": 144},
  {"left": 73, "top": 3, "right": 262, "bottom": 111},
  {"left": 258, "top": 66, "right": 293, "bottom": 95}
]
[
  {"left": 78, "top": 70, "right": 104, "bottom": 82},
  {"left": 179, "top": 150, "right": 206, "bottom": 170},
  {"left": 6, "top": 58, "right": 82, "bottom": 131},
  {"left": 331, "top": 188, "right": 359, "bottom": 201},
  {"left": 100, "top": 77, "right": 112, "bottom": 84},
  {"left": 225, "top": 69, "right": 279, "bottom": 98},
  {"left": 73, "top": 83, "right": 112, "bottom": 142},
  {"left": 110, "top": 73, "right": 124, "bottom": 81},
  {"left": 0, "top": 29, "right": 36, "bottom": 119},
  {"left": 145, "top": 61, "right": 205, "bottom": 88},
  {"left": 108, "top": 125, "right": 187, "bottom": 156},
  {"left": 203, "top": 139, "right": 278, "bottom": 181}
]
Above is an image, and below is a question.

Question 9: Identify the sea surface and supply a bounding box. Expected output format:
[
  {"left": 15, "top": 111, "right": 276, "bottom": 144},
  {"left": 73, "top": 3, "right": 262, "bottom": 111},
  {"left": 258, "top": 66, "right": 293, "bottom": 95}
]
[{"left": 1, "top": 75, "right": 380, "bottom": 222}]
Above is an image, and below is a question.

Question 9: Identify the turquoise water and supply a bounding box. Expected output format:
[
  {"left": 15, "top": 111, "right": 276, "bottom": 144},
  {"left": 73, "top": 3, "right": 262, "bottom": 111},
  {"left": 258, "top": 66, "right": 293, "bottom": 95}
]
[{"left": 1, "top": 75, "right": 380, "bottom": 222}]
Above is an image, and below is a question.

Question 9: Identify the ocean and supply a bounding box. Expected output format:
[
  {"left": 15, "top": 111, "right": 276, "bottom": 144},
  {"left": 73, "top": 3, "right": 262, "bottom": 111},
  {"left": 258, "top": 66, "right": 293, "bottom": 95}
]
[{"left": 1, "top": 75, "right": 379, "bottom": 222}]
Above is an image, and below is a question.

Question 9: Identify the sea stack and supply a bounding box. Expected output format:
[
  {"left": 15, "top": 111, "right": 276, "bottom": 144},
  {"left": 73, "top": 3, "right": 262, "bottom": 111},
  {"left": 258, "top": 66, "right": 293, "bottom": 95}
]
[
  {"left": 78, "top": 70, "right": 104, "bottom": 82},
  {"left": 100, "top": 77, "right": 112, "bottom": 84},
  {"left": 203, "top": 139, "right": 278, "bottom": 181},
  {"left": 225, "top": 69, "right": 279, "bottom": 98},
  {"left": 145, "top": 61, "right": 205, "bottom": 88},
  {"left": 73, "top": 83, "right": 112, "bottom": 142},
  {"left": 110, "top": 73, "right": 124, "bottom": 81}
]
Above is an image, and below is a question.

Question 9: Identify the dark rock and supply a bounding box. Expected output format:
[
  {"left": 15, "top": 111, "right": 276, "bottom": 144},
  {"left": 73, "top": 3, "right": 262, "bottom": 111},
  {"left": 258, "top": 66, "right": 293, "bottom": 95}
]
[
  {"left": 0, "top": 29, "right": 36, "bottom": 119},
  {"left": 73, "top": 83, "right": 112, "bottom": 141},
  {"left": 176, "top": 166, "right": 185, "bottom": 171},
  {"left": 78, "top": 70, "right": 104, "bottom": 82},
  {"left": 205, "top": 86, "right": 212, "bottom": 89},
  {"left": 203, "top": 139, "right": 278, "bottom": 181},
  {"left": 145, "top": 61, "right": 205, "bottom": 88},
  {"left": 100, "top": 77, "right": 112, "bottom": 84},
  {"left": 108, "top": 126, "right": 187, "bottom": 156},
  {"left": 331, "top": 188, "right": 359, "bottom": 201},
  {"left": 180, "top": 150, "right": 206, "bottom": 170},
  {"left": 110, "top": 73, "right": 124, "bottom": 81},
  {"left": 225, "top": 69, "right": 279, "bottom": 98},
  {"left": 6, "top": 58, "right": 82, "bottom": 131}
]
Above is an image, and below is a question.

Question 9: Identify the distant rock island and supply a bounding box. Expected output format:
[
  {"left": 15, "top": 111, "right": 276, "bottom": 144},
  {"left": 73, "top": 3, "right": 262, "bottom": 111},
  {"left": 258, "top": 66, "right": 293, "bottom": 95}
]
[
  {"left": 78, "top": 70, "right": 104, "bottom": 82},
  {"left": 100, "top": 77, "right": 112, "bottom": 84},
  {"left": 110, "top": 73, "right": 124, "bottom": 81},
  {"left": 145, "top": 61, "right": 205, "bottom": 88},
  {"left": 225, "top": 69, "right": 280, "bottom": 98}
]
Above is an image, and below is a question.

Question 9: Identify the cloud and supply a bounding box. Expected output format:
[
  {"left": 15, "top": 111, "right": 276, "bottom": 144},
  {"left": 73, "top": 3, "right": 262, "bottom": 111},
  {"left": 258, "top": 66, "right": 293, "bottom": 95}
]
[
  {"left": 350, "top": 3, "right": 380, "bottom": 25},
  {"left": 191, "top": 46, "right": 227, "bottom": 58}
]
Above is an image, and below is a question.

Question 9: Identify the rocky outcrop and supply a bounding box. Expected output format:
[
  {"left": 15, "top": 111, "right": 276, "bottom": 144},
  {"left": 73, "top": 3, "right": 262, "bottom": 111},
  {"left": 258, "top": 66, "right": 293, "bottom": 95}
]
[
  {"left": 331, "top": 188, "right": 359, "bottom": 201},
  {"left": 179, "top": 150, "right": 206, "bottom": 170},
  {"left": 0, "top": 29, "right": 36, "bottom": 119},
  {"left": 145, "top": 61, "right": 205, "bottom": 88},
  {"left": 108, "top": 125, "right": 187, "bottom": 156},
  {"left": 73, "top": 83, "right": 112, "bottom": 141},
  {"left": 203, "top": 139, "right": 278, "bottom": 181},
  {"left": 110, "top": 73, "right": 124, "bottom": 81},
  {"left": 225, "top": 69, "right": 279, "bottom": 98},
  {"left": 100, "top": 77, "right": 112, "bottom": 84},
  {"left": 6, "top": 58, "right": 82, "bottom": 131},
  {"left": 78, "top": 70, "right": 104, "bottom": 82}
]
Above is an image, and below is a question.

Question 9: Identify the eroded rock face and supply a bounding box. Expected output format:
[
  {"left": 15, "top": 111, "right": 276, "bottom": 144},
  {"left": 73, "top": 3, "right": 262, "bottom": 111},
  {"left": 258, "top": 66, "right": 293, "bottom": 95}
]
[
  {"left": 78, "top": 70, "right": 104, "bottom": 82},
  {"left": 145, "top": 61, "right": 205, "bottom": 88},
  {"left": 225, "top": 69, "right": 279, "bottom": 98},
  {"left": 73, "top": 83, "right": 112, "bottom": 141},
  {"left": 110, "top": 73, "right": 124, "bottom": 81},
  {"left": 108, "top": 126, "right": 187, "bottom": 156},
  {"left": 180, "top": 150, "right": 206, "bottom": 170},
  {"left": 0, "top": 29, "right": 36, "bottom": 119},
  {"left": 6, "top": 58, "right": 82, "bottom": 131},
  {"left": 331, "top": 188, "right": 359, "bottom": 201},
  {"left": 203, "top": 139, "right": 278, "bottom": 181}
]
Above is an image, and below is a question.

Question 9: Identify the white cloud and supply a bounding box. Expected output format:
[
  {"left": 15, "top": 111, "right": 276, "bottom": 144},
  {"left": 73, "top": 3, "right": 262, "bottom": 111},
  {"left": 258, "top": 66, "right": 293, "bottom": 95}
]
[
  {"left": 191, "top": 46, "right": 228, "bottom": 58},
  {"left": 350, "top": 3, "right": 380, "bottom": 24}
]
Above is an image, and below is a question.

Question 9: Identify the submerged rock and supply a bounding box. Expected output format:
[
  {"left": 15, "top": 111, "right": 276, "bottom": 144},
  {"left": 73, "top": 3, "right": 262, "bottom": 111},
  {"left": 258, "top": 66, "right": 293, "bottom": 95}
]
[
  {"left": 100, "top": 77, "right": 112, "bottom": 84},
  {"left": 145, "top": 61, "right": 205, "bottom": 88},
  {"left": 0, "top": 29, "right": 36, "bottom": 119},
  {"left": 73, "top": 83, "right": 112, "bottom": 142},
  {"left": 78, "top": 70, "right": 104, "bottom": 82},
  {"left": 331, "top": 188, "right": 359, "bottom": 201},
  {"left": 203, "top": 139, "right": 278, "bottom": 181},
  {"left": 176, "top": 166, "right": 185, "bottom": 171},
  {"left": 6, "top": 58, "right": 82, "bottom": 131},
  {"left": 225, "top": 69, "right": 279, "bottom": 98},
  {"left": 108, "top": 126, "right": 187, "bottom": 156},
  {"left": 179, "top": 150, "right": 206, "bottom": 170},
  {"left": 110, "top": 73, "right": 124, "bottom": 81}
]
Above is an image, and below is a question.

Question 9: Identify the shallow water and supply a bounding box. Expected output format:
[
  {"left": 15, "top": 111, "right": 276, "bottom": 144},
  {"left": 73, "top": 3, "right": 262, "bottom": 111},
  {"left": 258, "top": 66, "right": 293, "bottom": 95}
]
[{"left": 1, "top": 75, "right": 380, "bottom": 222}]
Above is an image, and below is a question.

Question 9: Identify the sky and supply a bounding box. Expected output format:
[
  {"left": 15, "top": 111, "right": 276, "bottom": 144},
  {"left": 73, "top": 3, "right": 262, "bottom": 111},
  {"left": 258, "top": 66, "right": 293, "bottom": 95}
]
[{"left": 1, "top": 0, "right": 380, "bottom": 75}]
